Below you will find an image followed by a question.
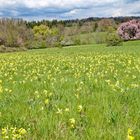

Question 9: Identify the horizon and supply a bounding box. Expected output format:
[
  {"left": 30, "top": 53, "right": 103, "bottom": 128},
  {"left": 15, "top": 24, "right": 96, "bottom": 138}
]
[
  {"left": 0, "top": 0, "right": 140, "bottom": 21},
  {"left": 1, "top": 16, "right": 140, "bottom": 22}
]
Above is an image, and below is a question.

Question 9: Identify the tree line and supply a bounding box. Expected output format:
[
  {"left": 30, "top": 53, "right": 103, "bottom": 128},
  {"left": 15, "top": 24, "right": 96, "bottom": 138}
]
[{"left": 0, "top": 17, "right": 140, "bottom": 52}]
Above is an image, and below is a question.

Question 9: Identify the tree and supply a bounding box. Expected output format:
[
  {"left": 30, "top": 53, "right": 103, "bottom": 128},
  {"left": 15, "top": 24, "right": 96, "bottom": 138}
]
[
  {"left": 97, "top": 19, "right": 116, "bottom": 32},
  {"left": 33, "top": 25, "right": 51, "bottom": 40},
  {"left": 118, "top": 20, "right": 140, "bottom": 40},
  {"left": 106, "top": 33, "right": 123, "bottom": 47},
  {"left": 33, "top": 24, "right": 63, "bottom": 48},
  {"left": 0, "top": 19, "right": 33, "bottom": 48}
]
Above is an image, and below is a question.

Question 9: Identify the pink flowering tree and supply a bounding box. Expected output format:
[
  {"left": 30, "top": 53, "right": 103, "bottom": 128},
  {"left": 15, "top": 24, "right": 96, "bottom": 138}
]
[{"left": 118, "top": 20, "right": 140, "bottom": 40}]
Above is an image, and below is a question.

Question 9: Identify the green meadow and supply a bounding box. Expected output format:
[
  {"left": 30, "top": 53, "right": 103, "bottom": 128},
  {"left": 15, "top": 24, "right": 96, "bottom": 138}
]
[{"left": 0, "top": 41, "right": 140, "bottom": 139}]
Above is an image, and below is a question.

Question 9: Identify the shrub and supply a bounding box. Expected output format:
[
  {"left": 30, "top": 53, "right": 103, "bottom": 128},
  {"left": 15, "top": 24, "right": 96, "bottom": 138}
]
[
  {"left": 0, "top": 45, "right": 27, "bottom": 53},
  {"left": 73, "top": 37, "right": 81, "bottom": 45},
  {"left": 106, "top": 33, "right": 123, "bottom": 47},
  {"left": 94, "top": 32, "right": 107, "bottom": 44},
  {"left": 81, "top": 33, "right": 94, "bottom": 45},
  {"left": 28, "top": 40, "right": 47, "bottom": 49},
  {"left": 118, "top": 20, "right": 140, "bottom": 40},
  {"left": 61, "top": 37, "right": 74, "bottom": 46}
]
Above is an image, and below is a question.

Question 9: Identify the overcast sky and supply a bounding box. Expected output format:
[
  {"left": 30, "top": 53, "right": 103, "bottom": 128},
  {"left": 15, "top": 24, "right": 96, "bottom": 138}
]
[{"left": 0, "top": 0, "right": 139, "bottom": 20}]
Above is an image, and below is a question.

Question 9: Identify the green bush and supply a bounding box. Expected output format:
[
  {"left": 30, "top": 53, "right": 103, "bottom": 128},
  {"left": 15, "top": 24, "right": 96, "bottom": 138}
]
[
  {"left": 106, "top": 33, "right": 123, "bottom": 47},
  {"left": 71, "top": 36, "right": 81, "bottom": 45},
  {"left": 61, "top": 37, "right": 74, "bottom": 46},
  {"left": 0, "top": 45, "right": 27, "bottom": 53},
  {"left": 94, "top": 32, "right": 107, "bottom": 44},
  {"left": 28, "top": 41, "right": 47, "bottom": 49},
  {"left": 74, "top": 38, "right": 81, "bottom": 45}
]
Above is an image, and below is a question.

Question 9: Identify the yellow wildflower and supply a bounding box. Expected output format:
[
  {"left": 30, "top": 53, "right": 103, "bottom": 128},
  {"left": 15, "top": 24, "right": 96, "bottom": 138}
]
[
  {"left": 44, "top": 99, "right": 49, "bottom": 105},
  {"left": 69, "top": 118, "right": 76, "bottom": 129},
  {"left": 18, "top": 128, "right": 27, "bottom": 135},
  {"left": 56, "top": 108, "right": 63, "bottom": 115},
  {"left": 65, "top": 108, "right": 70, "bottom": 112},
  {"left": 77, "top": 105, "right": 83, "bottom": 113},
  {"left": 127, "top": 128, "right": 135, "bottom": 140}
]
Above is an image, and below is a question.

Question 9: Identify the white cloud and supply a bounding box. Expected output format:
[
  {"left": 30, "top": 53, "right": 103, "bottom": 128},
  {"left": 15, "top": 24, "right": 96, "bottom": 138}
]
[
  {"left": 112, "top": 9, "right": 122, "bottom": 17},
  {"left": 0, "top": 0, "right": 18, "bottom": 6},
  {"left": 0, "top": 0, "right": 119, "bottom": 8},
  {"left": 0, "top": 0, "right": 139, "bottom": 20},
  {"left": 67, "top": 9, "right": 79, "bottom": 15}
]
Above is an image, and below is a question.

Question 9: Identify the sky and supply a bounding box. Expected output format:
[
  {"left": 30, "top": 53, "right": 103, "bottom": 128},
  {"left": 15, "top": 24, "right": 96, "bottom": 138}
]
[{"left": 0, "top": 0, "right": 139, "bottom": 20}]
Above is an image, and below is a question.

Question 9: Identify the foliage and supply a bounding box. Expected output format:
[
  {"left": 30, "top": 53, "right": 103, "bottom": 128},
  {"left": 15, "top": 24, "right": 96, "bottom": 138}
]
[
  {"left": 26, "top": 17, "right": 140, "bottom": 29},
  {"left": 72, "top": 37, "right": 81, "bottom": 45},
  {"left": 32, "top": 25, "right": 63, "bottom": 48},
  {"left": 28, "top": 41, "right": 47, "bottom": 49},
  {"left": 0, "top": 17, "right": 139, "bottom": 51},
  {"left": 0, "top": 45, "right": 27, "bottom": 53},
  {"left": 94, "top": 32, "right": 108, "bottom": 44},
  {"left": 0, "top": 19, "right": 33, "bottom": 48},
  {"left": 33, "top": 25, "right": 51, "bottom": 40},
  {"left": 106, "top": 33, "right": 123, "bottom": 47},
  {"left": 46, "top": 27, "right": 63, "bottom": 48},
  {"left": 61, "top": 37, "right": 75, "bottom": 46},
  {"left": 97, "top": 19, "right": 117, "bottom": 32},
  {"left": 118, "top": 19, "right": 140, "bottom": 40}
]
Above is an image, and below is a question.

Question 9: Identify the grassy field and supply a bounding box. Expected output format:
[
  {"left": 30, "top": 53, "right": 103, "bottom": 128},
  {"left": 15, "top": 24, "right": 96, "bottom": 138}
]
[
  {"left": 66, "top": 32, "right": 107, "bottom": 45},
  {"left": 0, "top": 41, "right": 140, "bottom": 139}
]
